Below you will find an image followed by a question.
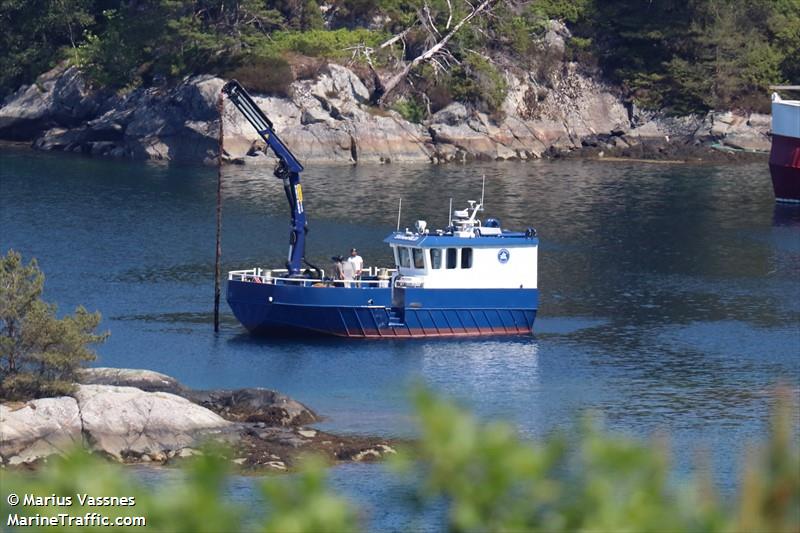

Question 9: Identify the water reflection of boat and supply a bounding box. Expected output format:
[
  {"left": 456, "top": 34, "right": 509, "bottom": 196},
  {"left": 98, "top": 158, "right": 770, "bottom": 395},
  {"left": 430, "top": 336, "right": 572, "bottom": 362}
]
[
  {"left": 769, "top": 86, "right": 800, "bottom": 203},
  {"left": 772, "top": 203, "right": 800, "bottom": 227}
]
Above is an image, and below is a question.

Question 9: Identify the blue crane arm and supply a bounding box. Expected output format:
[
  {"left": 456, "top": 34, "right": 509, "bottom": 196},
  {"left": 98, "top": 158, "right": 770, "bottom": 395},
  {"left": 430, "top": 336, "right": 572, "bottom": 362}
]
[
  {"left": 221, "top": 80, "right": 303, "bottom": 173},
  {"left": 222, "top": 80, "right": 308, "bottom": 276}
]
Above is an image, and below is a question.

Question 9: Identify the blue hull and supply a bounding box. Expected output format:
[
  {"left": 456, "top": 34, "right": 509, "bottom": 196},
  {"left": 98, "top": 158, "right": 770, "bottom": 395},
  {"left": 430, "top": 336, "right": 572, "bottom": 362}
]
[{"left": 226, "top": 280, "right": 537, "bottom": 338}]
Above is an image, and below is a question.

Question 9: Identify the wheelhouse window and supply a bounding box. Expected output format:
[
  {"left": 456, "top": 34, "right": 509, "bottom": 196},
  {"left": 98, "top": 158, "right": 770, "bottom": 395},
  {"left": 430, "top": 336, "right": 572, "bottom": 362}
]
[
  {"left": 461, "top": 248, "right": 473, "bottom": 269},
  {"left": 399, "top": 247, "right": 412, "bottom": 268},
  {"left": 413, "top": 248, "right": 425, "bottom": 269},
  {"left": 446, "top": 248, "right": 458, "bottom": 269},
  {"left": 430, "top": 248, "right": 442, "bottom": 269}
]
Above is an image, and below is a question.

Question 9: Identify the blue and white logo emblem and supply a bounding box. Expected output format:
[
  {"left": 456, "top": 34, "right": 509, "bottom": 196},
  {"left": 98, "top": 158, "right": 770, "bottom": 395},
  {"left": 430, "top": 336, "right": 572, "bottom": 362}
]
[{"left": 497, "top": 249, "right": 510, "bottom": 264}]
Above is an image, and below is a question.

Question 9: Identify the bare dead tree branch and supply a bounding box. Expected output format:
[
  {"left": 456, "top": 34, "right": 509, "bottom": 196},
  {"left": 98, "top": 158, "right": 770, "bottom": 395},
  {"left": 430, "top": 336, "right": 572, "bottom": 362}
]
[
  {"left": 439, "top": 48, "right": 459, "bottom": 66},
  {"left": 418, "top": 9, "right": 439, "bottom": 49},
  {"left": 423, "top": 2, "right": 441, "bottom": 38},
  {"left": 347, "top": 44, "right": 388, "bottom": 104},
  {"left": 422, "top": 92, "right": 432, "bottom": 115},
  {"left": 376, "top": 0, "right": 496, "bottom": 106},
  {"left": 429, "top": 57, "right": 448, "bottom": 73},
  {"left": 378, "top": 26, "right": 416, "bottom": 50}
]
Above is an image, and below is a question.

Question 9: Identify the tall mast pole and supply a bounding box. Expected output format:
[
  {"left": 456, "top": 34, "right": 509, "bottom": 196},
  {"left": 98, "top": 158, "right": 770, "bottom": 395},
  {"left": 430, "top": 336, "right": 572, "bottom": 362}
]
[{"left": 213, "top": 92, "right": 224, "bottom": 332}]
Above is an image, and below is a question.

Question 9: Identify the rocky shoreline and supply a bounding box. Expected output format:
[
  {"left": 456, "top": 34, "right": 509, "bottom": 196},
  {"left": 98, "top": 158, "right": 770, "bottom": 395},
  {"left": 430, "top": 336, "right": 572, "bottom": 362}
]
[
  {"left": 0, "top": 368, "right": 396, "bottom": 471},
  {"left": 0, "top": 24, "right": 771, "bottom": 166},
  {"left": 553, "top": 132, "right": 770, "bottom": 164}
]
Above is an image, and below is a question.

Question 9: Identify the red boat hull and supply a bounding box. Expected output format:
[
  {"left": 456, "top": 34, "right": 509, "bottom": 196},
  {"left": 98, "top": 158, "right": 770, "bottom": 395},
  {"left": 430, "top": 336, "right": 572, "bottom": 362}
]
[{"left": 769, "top": 133, "right": 800, "bottom": 203}]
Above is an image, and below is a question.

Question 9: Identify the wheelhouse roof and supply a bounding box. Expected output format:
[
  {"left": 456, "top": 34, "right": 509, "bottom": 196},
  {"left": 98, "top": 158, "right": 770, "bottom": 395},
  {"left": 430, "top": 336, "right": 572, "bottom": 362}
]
[{"left": 384, "top": 231, "right": 539, "bottom": 248}]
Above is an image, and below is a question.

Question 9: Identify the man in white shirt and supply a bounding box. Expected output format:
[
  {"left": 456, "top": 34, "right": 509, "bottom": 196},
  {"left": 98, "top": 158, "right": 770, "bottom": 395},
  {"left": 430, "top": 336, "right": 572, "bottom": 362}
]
[{"left": 348, "top": 248, "right": 364, "bottom": 280}]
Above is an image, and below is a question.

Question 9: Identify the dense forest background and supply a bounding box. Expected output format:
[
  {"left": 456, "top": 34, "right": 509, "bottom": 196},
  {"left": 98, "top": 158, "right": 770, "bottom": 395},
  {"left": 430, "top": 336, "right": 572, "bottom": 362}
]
[{"left": 1, "top": 0, "right": 798, "bottom": 115}]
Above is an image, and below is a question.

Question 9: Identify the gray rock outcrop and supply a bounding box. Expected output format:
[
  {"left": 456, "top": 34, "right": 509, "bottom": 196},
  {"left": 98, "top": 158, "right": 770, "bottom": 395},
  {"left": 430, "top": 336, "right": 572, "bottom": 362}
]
[
  {"left": 624, "top": 108, "right": 770, "bottom": 152},
  {"left": 0, "top": 68, "right": 224, "bottom": 161},
  {"left": 78, "top": 367, "right": 187, "bottom": 395},
  {"left": 0, "top": 397, "right": 83, "bottom": 465},
  {"left": 0, "top": 368, "right": 323, "bottom": 466},
  {"left": 74, "top": 384, "right": 234, "bottom": 461},
  {"left": 78, "top": 367, "right": 318, "bottom": 426},
  {"left": 0, "top": 24, "right": 772, "bottom": 163},
  {"left": 189, "top": 388, "right": 317, "bottom": 427},
  {"left": 0, "top": 66, "right": 103, "bottom": 141}
]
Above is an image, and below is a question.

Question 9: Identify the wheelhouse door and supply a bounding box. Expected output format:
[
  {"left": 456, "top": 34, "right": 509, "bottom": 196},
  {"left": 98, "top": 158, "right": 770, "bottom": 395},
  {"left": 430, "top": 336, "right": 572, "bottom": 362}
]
[{"left": 391, "top": 282, "right": 405, "bottom": 309}]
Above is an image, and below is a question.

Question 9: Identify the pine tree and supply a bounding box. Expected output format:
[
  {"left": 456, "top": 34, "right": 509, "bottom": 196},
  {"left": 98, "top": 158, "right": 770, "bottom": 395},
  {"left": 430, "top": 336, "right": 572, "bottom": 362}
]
[{"left": 0, "top": 250, "right": 108, "bottom": 400}]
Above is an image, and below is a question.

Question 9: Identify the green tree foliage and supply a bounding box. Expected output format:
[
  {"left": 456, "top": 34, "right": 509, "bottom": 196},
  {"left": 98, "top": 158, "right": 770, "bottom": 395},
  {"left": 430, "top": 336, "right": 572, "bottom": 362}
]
[
  {"left": 254, "top": 28, "right": 387, "bottom": 58},
  {"left": 70, "top": 1, "right": 386, "bottom": 90},
  {"left": 76, "top": 5, "right": 168, "bottom": 89},
  {"left": 491, "top": 0, "right": 589, "bottom": 57},
  {"left": 227, "top": 28, "right": 386, "bottom": 95},
  {"left": 1, "top": 0, "right": 797, "bottom": 112},
  {"left": 577, "top": 0, "right": 799, "bottom": 113},
  {"left": 262, "top": 456, "right": 360, "bottom": 532},
  {"left": 1, "top": 448, "right": 246, "bottom": 532},
  {"left": 449, "top": 55, "right": 508, "bottom": 116},
  {"left": 0, "top": 0, "right": 94, "bottom": 98},
  {"left": 769, "top": 0, "right": 800, "bottom": 82},
  {"left": 391, "top": 96, "right": 427, "bottom": 123},
  {"left": 301, "top": 0, "right": 325, "bottom": 31},
  {"left": 1, "top": 387, "right": 797, "bottom": 532},
  {"left": 396, "top": 387, "right": 799, "bottom": 532},
  {"left": 0, "top": 448, "right": 358, "bottom": 532},
  {"left": 0, "top": 250, "right": 107, "bottom": 400},
  {"left": 76, "top": 2, "right": 241, "bottom": 89},
  {"left": 693, "top": 0, "right": 795, "bottom": 111},
  {"left": 227, "top": 55, "right": 295, "bottom": 96}
]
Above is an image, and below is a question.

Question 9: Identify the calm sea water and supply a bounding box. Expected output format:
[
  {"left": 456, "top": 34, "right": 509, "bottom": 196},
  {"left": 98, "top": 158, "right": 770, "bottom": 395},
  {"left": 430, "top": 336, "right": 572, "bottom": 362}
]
[{"left": 1, "top": 146, "right": 798, "bottom": 529}]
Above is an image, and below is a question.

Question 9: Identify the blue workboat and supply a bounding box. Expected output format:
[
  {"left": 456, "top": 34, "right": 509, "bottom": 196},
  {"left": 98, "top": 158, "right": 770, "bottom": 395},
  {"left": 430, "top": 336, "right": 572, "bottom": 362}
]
[{"left": 222, "top": 81, "right": 538, "bottom": 338}]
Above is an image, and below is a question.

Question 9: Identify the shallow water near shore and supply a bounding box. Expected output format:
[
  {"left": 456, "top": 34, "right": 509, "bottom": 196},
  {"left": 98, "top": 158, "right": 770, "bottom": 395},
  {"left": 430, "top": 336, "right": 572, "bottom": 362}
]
[{"left": 2, "top": 147, "right": 798, "bottom": 529}]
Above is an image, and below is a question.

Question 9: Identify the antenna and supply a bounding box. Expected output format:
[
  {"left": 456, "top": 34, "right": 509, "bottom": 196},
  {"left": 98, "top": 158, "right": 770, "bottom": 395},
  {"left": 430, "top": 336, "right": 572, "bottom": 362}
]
[
  {"left": 480, "top": 173, "right": 486, "bottom": 211},
  {"left": 396, "top": 198, "right": 402, "bottom": 231},
  {"left": 448, "top": 198, "right": 453, "bottom": 227}
]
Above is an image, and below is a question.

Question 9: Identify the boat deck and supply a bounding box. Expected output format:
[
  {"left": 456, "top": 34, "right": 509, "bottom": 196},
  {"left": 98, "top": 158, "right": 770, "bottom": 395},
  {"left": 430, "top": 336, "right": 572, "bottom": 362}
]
[{"left": 228, "top": 267, "right": 396, "bottom": 288}]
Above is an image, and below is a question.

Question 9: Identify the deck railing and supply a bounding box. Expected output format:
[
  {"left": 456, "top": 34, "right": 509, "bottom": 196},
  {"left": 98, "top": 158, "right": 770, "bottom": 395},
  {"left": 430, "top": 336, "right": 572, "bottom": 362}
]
[{"left": 228, "top": 267, "right": 396, "bottom": 288}]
